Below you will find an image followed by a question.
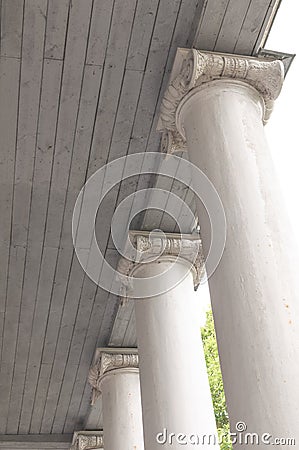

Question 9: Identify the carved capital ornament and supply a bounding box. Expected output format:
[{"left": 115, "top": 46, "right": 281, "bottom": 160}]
[
  {"left": 70, "top": 431, "right": 103, "bottom": 450},
  {"left": 117, "top": 231, "right": 204, "bottom": 303},
  {"left": 157, "top": 48, "right": 284, "bottom": 153},
  {"left": 88, "top": 348, "right": 139, "bottom": 405}
]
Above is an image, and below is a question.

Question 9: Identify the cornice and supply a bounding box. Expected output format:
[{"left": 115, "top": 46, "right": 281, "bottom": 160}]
[
  {"left": 88, "top": 348, "right": 139, "bottom": 405},
  {"left": 70, "top": 431, "right": 103, "bottom": 450},
  {"left": 157, "top": 48, "right": 284, "bottom": 153},
  {"left": 117, "top": 231, "right": 204, "bottom": 303}
]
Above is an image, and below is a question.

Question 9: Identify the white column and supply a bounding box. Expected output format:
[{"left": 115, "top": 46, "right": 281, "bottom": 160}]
[
  {"left": 88, "top": 348, "right": 144, "bottom": 450},
  {"left": 119, "top": 231, "right": 219, "bottom": 449},
  {"left": 158, "top": 49, "right": 299, "bottom": 443}
]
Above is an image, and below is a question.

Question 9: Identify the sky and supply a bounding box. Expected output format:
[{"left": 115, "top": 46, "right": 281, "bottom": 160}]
[
  {"left": 199, "top": 0, "right": 299, "bottom": 308},
  {"left": 266, "top": 0, "right": 299, "bottom": 247}
]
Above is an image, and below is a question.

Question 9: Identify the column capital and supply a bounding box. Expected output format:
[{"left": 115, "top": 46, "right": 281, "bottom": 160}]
[
  {"left": 117, "top": 230, "right": 204, "bottom": 302},
  {"left": 157, "top": 48, "right": 284, "bottom": 153},
  {"left": 88, "top": 348, "right": 139, "bottom": 405},
  {"left": 70, "top": 431, "right": 103, "bottom": 450}
]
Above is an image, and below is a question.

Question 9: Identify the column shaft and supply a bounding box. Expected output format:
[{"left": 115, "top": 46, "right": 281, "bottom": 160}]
[
  {"left": 89, "top": 349, "right": 145, "bottom": 450},
  {"left": 133, "top": 257, "right": 219, "bottom": 449},
  {"left": 101, "top": 369, "right": 144, "bottom": 450},
  {"left": 179, "top": 79, "right": 299, "bottom": 440}
]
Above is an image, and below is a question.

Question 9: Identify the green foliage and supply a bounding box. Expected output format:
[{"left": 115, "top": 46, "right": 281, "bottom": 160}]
[{"left": 201, "top": 309, "right": 232, "bottom": 450}]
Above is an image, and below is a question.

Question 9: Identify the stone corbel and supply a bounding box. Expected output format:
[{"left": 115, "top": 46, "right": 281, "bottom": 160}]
[
  {"left": 88, "top": 348, "right": 139, "bottom": 405},
  {"left": 157, "top": 48, "right": 284, "bottom": 153}
]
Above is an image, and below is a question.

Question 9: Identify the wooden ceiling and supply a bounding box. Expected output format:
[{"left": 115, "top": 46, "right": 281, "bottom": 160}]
[{"left": 0, "top": 0, "right": 281, "bottom": 442}]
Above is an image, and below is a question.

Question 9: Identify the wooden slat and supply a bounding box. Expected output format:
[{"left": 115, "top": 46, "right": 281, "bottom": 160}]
[
  {"left": 26, "top": 59, "right": 63, "bottom": 246},
  {"left": 83, "top": 396, "right": 103, "bottom": 430},
  {"left": 17, "top": 246, "right": 58, "bottom": 434},
  {"left": 11, "top": 0, "right": 47, "bottom": 247},
  {"left": 110, "top": 0, "right": 183, "bottom": 244},
  {"left": 0, "top": 57, "right": 20, "bottom": 334},
  {"left": 109, "top": 301, "right": 135, "bottom": 347},
  {"left": 214, "top": 0, "right": 252, "bottom": 53},
  {"left": 5, "top": 58, "right": 63, "bottom": 433},
  {"left": 56, "top": 251, "right": 119, "bottom": 433},
  {"left": 126, "top": 0, "right": 159, "bottom": 71},
  {"left": 62, "top": 286, "right": 111, "bottom": 433},
  {"left": 0, "top": 434, "right": 71, "bottom": 449},
  {"left": 39, "top": 256, "right": 85, "bottom": 433},
  {"left": 44, "top": 0, "right": 70, "bottom": 60},
  {"left": 59, "top": 64, "right": 103, "bottom": 249},
  {"left": 27, "top": 247, "right": 73, "bottom": 434},
  {"left": 0, "top": 245, "right": 26, "bottom": 433},
  {"left": 86, "top": 0, "right": 114, "bottom": 66},
  {"left": 0, "top": 0, "right": 24, "bottom": 58},
  {"left": 50, "top": 278, "right": 97, "bottom": 433},
  {"left": 1, "top": 8, "right": 47, "bottom": 425},
  {"left": 122, "top": 309, "right": 137, "bottom": 347},
  {"left": 193, "top": 0, "right": 230, "bottom": 50},
  {"left": 116, "top": 0, "right": 196, "bottom": 222},
  {"left": 234, "top": 0, "right": 279, "bottom": 55},
  {"left": 87, "top": 0, "right": 137, "bottom": 177},
  {"left": 44, "top": 0, "right": 93, "bottom": 248}
]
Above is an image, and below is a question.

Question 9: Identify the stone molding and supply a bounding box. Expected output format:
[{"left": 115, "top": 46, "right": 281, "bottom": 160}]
[
  {"left": 117, "top": 231, "right": 204, "bottom": 303},
  {"left": 157, "top": 48, "right": 284, "bottom": 153},
  {"left": 88, "top": 348, "right": 138, "bottom": 405},
  {"left": 70, "top": 431, "right": 103, "bottom": 450}
]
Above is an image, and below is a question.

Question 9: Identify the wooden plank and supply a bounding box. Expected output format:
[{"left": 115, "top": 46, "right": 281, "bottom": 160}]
[
  {"left": 5, "top": 59, "right": 63, "bottom": 433},
  {"left": 50, "top": 278, "right": 97, "bottom": 433},
  {"left": 193, "top": 0, "right": 230, "bottom": 51},
  {"left": 29, "top": 363, "right": 52, "bottom": 434},
  {"left": 40, "top": 256, "right": 85, "bottom": 434},
  {"left": 186, "top": 0, "right": 208, "bottom": 47},
  {"left": 5, "top": 243, "right": 44, "bottom": 434},
  {"left": 63, "top": 360, "right": 94, "bottom": 433},
  {"left": 0, "top": 245, "right": 26, "bottom": 433},
  {"left": 52, "top": 250, "right": 118, "bottom": 433},
  {"left": 87, "top": 0, "right": 137, "bottom": 178},
  {"left": 44, "top": 0, "right": 70, "bottom": 60},
  {"left": 111, "top": 0, "right": 183, "bottom": 244},
  {"left": 0, "top": 57, "right": 20, "bottom": 340},
  {"left": 27, "top": 58, "right": 63, "bottom": 246},
  {"left": 63, "top": 287, "right": 111, "bottom": 433},
  {"left": 27, "top": 247, "right": 73, "bottom": 434},
  {"left": 126, "top": 0, "right": 159, "bottom": 71},
  {"left": 11, "top": 0, "right": 47, "bottom": 247},
  {"left": 83, "top": 396, "right": 103, "bottom": 430},
  {"left": 86, "top": 0, "right": 114, "bottom": 66},
  {"left": 60, "top": 64, "right": 103, "bottom": 249},
  {"left": 107, "top": 0, "right": 200, "bottom": 350},
  {"left": 17, "top": 246, "right": 58, "bottom": 434},
  {"left": 44, "top": 0, "right": 94, "bottom": 248},
  {"left": 1, "top": 12, "right": 46, "bottom": 421},
  {"left": 122, "top": 309, "right": 137, "bottom": 347},
  {"left": 0, "top": 434, "right": 71, "bottom": 449},
  {"left": 252, "top": 0, "right": 281, "bottom": 54},
  {"left": 107, "top": 70, "right": 144, "bottom": 162},
  {"left": 234, "top": 0, "right": 278, "bottom": 55},
  {"left": 28, "top": 63, "right": 101, "bottom": 433},
  {"left": 214, "top": 0, "right": 252, "bottom": 53},
  {"left": 109, "top": 301, "right": 135, "bottom": 347},
  {"left": 80, "top": 382, "right": 100, "bottom": 429},
  {"left": 0, "top": 0, "right": 24, "bottom": 57},
  {"left": 51, "top": 363, "right": 78, "bottom": 434}
]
